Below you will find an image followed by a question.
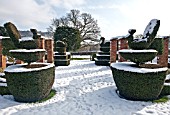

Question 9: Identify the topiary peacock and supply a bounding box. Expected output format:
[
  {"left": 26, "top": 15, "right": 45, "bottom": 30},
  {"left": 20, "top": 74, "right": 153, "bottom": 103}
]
[{"left": 126, "top": 19, "right": 160, "bottom": 50}]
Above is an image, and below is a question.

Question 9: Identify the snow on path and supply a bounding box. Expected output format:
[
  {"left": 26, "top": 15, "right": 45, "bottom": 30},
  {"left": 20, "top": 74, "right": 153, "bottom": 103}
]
[{"left": 0, "top": 60, "right": 170, "bottom": 115}]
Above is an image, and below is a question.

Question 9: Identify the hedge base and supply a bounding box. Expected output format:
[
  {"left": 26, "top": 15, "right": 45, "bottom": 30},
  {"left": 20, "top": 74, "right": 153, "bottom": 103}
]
[
  {"left": 95, "top": 59, "right": 110, "bottom": 66},
  {"left": 54, "top": 59, "right": 70, "bottom": 66},
  {"left": 54, "top": 52, "right": 71, "bottom": 66},
  {"left": 110, "top": 62, "right": 167, "bottom": 101},
  {"left": 0, "top": 86, "right": 11, "bottom": 95},
  {"left": 95, "top": 51, "right": 110, "bottom": 66},
  {"left": 4, "top": 63, "right": 55, "bottom": 102}
]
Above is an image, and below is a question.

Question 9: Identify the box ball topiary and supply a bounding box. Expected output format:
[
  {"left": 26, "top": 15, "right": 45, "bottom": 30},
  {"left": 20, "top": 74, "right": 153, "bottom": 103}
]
[
  {"left": 110, "top": 62, "right": 167, "bottom": 101},
  {"left": 5, "top": 63, "right": 55, "bottom": 102}
]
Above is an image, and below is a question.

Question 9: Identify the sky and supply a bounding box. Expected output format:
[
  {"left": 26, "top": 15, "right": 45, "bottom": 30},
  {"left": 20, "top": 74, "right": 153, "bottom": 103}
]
[{"left": 0, "top": 0, "right": 170, "bottom": 40}]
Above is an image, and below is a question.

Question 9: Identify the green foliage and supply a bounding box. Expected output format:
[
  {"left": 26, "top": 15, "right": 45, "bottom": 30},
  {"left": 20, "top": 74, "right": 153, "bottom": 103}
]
[
  {"left": 55, "top": 47, "right": 66, "bottom": 53},
  {"left": 0, "top": 86, "right": 11, "bottom": 95},
  {"left": 91, "top": 53, "right": 96, "bottom": 61},
  {"left": 119, "top": 51, "right": 157, "bottom": 65},
  {"left": 2, "top": 37, "right": 16, "bottom": 57},
  {"left": 100, "top": 47, "right": 110, "bottom": 52},
  {"left": 10, "top": 50, "right": 45, "bottom": 64},
  {"left": 19, "top": 40, "right": 38, "bottom": 49},
  {"left": 5, "top": 65, "right": 55, "bottom": 102},
  {"left": 128, "top": 39, "right": 149, "bottom": 50},
  {"left": 0, "top": 26, "right": 8, "bottom": 36},
  {"left": 54, "top": 59, "right": 70, "bottom": 66},
  {"left": 54, "top": 26, "right": 81, "bottom": 51},
  {"left": 160, "top": 85, "right": 170, "bottom": 96},
  {"left": 4, "top": 22, "right": 21, "bottom": 48},
  {"left": 127, "top": 19, "right": 160, "bottom": 50},
  {"left": 152, "top": 96, "right": 169, "bottom": 103},
  {"left": 111, "top": 65, "right": 167, "bottom": 101},
  {"left": 38, "top": 89, "right": 56, "bottom": 103},
  {"left": 0, "top": 68, "right": 4, "bottom": 73},
  {"left": 148, "top": 38, "right": 163, "bottom": 55}
]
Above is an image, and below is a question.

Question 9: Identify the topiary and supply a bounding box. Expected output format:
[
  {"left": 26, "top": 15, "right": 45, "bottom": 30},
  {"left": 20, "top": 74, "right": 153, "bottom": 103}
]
[
  {"left": 127, "top": 19, "right": 160, "bottom": 50},
  {"left": 148, "top": 38, "right": 163, "bottom": 55},
  {"left": 0, "top": 26, "right": 9, "bottom": 36},
  {"left": 4, "top": 22, "right": 21, "bottom": 48},
  {"left": 111, "top": 63, "right": 167, "bottom": 101}
]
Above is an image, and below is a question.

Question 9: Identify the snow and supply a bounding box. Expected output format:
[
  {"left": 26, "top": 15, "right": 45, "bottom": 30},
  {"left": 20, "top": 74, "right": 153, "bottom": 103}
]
[
  {"left": 0, "top": 60, "right": 170, "bottom": 115},
  {"left": 110, "top": 36, "right": 125, "bottom": 40},
  {"left": 143, "top": 19, "right": 159, "bottom": 37},
  {"left": 4, "top": 63, "right": 54, "bottom": 73},
  {"left": 9, "top": 49, "right": 46, "bottom": 53},
  {"left": 119, "top": 49, "right": 157, "bottom": 53},
  {"left": 0, "top": 36, "right": 10, "bottom": 39},
  {"left": 111, "top": 62, "right": 168, "bottom": 73},
  {"left": 19, "top": 37, "right": 34, "bottom": 42},
  {"left": 71, "top": 55, "right": 91, "bottom": 59},
  {"left": 96, "top": 54, "right": 110, "bottom": 56}
]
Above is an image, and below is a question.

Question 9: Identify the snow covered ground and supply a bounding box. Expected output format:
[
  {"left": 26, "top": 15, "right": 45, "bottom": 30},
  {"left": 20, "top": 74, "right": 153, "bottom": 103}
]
[{"left": 0, "top": 60, "right": 170, "bottom": 115}]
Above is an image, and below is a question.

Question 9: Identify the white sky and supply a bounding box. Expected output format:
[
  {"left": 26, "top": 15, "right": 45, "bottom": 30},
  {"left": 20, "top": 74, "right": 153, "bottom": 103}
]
[{"left": 0, "top": 0, "right": 170, "bottom": 40}]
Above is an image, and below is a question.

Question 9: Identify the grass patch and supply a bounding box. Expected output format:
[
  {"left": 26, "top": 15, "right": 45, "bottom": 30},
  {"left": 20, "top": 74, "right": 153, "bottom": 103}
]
[
  {"left": 38, "top": 89, "right": 56, "bottom": 103},
  {"left": 152, "top": 96, "right": 169, "bottom": 103},
  {"left": 71, "top": 58, "right": 89, "bottom": 60},
  {"left": 0, "top": 68, "right": 4, "bottom": 73}
]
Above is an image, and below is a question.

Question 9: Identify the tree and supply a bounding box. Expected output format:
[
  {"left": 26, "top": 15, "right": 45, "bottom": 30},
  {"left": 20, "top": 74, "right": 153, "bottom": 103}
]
[
  {"left": 54, "top": 26, "right": 81, "bottom": 51},
  {"left": 48, "top": 9, "right": 100, "bottom": 44}
]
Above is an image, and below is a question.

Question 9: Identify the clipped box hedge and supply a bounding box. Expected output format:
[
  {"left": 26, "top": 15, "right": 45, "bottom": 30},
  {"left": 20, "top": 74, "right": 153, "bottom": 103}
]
[
  {"left": 0, "top": 86, "right": 11, "bottom": 95},
  {"left": 119, "top": 49, "right": 157, "bottom": 64},
  {"left": 54, "top": 59, "right": 70, "bottom": 66},
  {"left": 19, "top": 40, "right": 38, "bottom": 49},
  {"left": 110, "top": 62, "right": 167, "bottom": 101},
  {"left": 100, "top": 47, "right": 110, "bottom": 52},
  {"left": 5, "top": 63, "right": 55, "bottom": 102},
  {"left": 9, "top": 49, "right": 46, "bottom": 64},
  {"left": 55, "top": 47, "right": 66, "bottom": 53},
  {"left": 148, "top": 38, "right": 163, "bottom": 55}
]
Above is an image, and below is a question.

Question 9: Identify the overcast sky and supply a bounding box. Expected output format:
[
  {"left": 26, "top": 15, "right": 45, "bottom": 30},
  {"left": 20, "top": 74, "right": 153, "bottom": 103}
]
[{"left": 0, "top": 0, "right": 170, "bottom": 39}]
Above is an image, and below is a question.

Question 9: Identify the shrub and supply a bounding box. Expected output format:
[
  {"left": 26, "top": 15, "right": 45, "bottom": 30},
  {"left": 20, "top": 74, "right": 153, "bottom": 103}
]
[
  {"left": 5, "top": 64, "right": 55, "bottom": 102},
  {"left": 19, "top": 40, "right": 38, "bottom": 49},
  {"left": 4, "top": 22, "right": 21, "bottom": 48},
  {"left": 110, "top": 63, "right": 167, "bottom": 101},
  {"left": 0, "top": 26, "right": 8, "bottom": 36},
  {"left": 119, "top": 50, "right": 157, "bottom": 65},
  {"left": 148, "top": 38, "right": 163, "bottom": 55}
]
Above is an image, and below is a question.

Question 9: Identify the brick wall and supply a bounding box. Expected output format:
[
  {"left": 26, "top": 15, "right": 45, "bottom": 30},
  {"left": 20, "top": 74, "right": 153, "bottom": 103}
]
[
  {"left": 45, "top": 39, "right": 54, "bottom": 63},
  {"left": 0, "top": 38, "right": 6, "bottom": 69},
  {"left": 157, "top": 37, "right": 169, "bottom": 67},
  {"left": 119, "top": 38, "right": 128, "bottom": 62},
  {"left": 110, "top": 39, "right": 117, "bottom": 63}
]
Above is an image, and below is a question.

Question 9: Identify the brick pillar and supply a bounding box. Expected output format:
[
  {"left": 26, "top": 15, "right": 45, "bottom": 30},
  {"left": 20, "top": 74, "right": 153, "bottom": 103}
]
[
  {"left": 0, "top": 38, "right": 6, "bottom": 69},
  {"left": 45, "top": 39, "right": 54, "bottom": 63},
  {"left": 110, "top": 38, "right": 117, "bottom": 63},
  {"left": 37, "top": 37, "right": 45, "bottom": 62},
  {"left": 157, "top": 37, "right": 169, "bottom": 67},
  {"left": 119, "top": 38, "right": 128, "bottom": 62}
]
